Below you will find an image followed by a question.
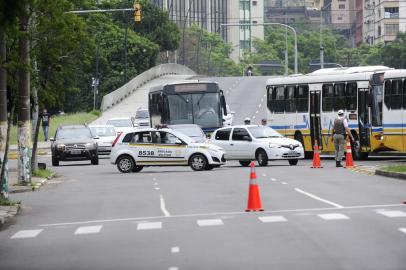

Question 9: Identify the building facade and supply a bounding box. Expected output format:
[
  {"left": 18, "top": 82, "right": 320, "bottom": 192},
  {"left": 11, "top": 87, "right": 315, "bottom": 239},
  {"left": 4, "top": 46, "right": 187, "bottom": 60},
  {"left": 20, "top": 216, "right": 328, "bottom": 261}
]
[
  {"left": 154, "top": 0, "right": 264, "bottom": 63},
  {"left": 363, "top": 0, "right": 406, "bottom": 44}
]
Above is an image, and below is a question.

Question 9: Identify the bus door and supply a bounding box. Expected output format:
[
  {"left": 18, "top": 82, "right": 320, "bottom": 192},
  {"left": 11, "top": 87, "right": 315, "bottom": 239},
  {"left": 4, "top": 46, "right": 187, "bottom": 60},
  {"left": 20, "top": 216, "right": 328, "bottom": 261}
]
[
  {"left": 358, "top": 87, "right": 371, "bottom": 151},
  {"left": 309, "top": 87, "right": 322, "bottom": 149}
]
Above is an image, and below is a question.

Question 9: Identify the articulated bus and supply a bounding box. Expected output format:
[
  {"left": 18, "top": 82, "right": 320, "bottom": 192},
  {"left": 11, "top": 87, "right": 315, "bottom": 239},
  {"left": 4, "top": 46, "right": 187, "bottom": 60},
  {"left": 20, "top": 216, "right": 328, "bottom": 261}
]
[
  {"left": 266, "top": 66, "right": 406, "bottom": 159},
  {"left": 148, "top": 80, "right": 228, "bottom": 133}
]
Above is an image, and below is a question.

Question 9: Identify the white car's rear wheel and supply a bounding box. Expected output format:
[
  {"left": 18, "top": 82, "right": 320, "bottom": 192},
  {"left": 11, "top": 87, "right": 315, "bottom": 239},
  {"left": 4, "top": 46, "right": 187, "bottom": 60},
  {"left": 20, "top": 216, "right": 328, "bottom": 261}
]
[{"left": 117, "top": 155, "right": 135, "bottom": 173}]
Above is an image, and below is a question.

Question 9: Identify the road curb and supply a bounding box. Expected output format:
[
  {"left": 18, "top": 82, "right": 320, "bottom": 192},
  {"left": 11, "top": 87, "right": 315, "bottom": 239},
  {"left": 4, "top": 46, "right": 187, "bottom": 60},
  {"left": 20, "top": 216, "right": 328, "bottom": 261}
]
[
  {"left": 375, "top": 169, "right": 406, "bottom": 180},
  {"left": 9, "top": 177, "right": 51, "bottom": 193},
  {"left": 0, "top": 204, "right": 20, "bottom": 230}
]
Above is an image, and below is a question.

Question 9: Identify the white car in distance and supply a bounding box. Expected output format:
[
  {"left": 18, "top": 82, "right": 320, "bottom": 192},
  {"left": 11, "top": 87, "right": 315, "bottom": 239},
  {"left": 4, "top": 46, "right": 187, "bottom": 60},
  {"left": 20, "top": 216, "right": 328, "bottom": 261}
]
[
  {"left": 89, "top": 125, "right": 117, "bottom": 155},
  {"left": 110, "top": 128, "right": 226, "bottom": 173},
  {"left": 209, "top": 125, "right": 304, "bottom": 166},
  {"left": 106, "top": 117, "right": 135, "bottom": 134}
]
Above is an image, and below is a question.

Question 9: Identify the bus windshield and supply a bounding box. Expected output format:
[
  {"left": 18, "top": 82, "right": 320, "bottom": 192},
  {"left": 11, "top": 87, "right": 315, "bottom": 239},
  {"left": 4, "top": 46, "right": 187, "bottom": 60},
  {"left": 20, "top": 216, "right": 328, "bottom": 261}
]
[{"left": 167, "top": 93, "right": 221, "bottom": 128}]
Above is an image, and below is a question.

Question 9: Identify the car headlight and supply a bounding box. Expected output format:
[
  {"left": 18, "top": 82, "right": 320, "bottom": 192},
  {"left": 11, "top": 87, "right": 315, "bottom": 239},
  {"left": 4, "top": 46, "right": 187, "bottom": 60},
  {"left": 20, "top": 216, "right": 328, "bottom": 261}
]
[
  {"left": 57, "top": 144, "right": 65, "bottom": 150},
  {"left": 269, "top": 143, "right": 281, "bottom": 148},
  {"left": 85, "top": 143, "right": 96, "bottom": 149}
]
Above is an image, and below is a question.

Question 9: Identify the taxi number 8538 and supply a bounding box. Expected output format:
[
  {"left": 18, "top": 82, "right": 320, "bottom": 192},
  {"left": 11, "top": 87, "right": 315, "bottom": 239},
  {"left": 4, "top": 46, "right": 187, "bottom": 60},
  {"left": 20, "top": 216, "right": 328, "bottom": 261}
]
[{"left": 138, "top": 150, "right": 155, "bottom": 156}]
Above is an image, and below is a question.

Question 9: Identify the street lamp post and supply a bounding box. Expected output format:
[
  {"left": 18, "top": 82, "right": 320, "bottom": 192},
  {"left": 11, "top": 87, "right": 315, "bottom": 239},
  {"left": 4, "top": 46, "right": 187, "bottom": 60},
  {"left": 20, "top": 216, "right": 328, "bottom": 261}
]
[
  {"left": 220, "top": 22, "right": 298, "bottom": 74},
  {"left": 320, "top": 2, "right": 332, "bottom": 69}
]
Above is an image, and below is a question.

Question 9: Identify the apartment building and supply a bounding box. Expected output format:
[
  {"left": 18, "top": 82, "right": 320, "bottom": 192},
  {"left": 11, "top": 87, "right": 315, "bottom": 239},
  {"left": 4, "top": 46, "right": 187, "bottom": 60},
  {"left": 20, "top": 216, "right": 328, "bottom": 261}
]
[
  {"left": 155, "top": 0, "right": 264, "bottom": 63},
  {"left": 363, "top": 0, "right": 406, "bottom": 44}
]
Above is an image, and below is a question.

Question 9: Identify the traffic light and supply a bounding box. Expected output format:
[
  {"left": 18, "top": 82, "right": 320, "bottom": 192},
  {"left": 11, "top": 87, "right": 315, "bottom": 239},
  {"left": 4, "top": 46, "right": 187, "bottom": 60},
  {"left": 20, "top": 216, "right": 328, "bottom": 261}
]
[{"left": 134, "top": 3, "right": 141, "bottom": 23}]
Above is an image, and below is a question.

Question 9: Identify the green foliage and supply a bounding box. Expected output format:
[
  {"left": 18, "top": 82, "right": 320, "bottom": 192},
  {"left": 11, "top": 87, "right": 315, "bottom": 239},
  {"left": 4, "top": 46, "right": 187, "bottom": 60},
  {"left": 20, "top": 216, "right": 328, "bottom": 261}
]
[
  {"left": 33, "top": 169, "right": 54, "bottom": 179},
  {"left": 382, "top": 165, "right": 406, "bottom": 173},
  {"left": 0, "top": 198, "right": 20, "bottom": 206},
  {"left": 90, "top": 109, "right": 101, "bottom": 117}
]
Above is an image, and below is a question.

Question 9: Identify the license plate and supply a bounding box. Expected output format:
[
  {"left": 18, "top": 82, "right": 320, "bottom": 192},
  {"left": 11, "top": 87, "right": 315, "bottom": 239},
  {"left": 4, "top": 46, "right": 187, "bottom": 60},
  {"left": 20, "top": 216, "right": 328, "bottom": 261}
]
[
  {"left": 70, "top": 150, "right": 81, "bottom": 155},
  {"left": 288, "top": 151, "right": 298, "bottom": 155}
]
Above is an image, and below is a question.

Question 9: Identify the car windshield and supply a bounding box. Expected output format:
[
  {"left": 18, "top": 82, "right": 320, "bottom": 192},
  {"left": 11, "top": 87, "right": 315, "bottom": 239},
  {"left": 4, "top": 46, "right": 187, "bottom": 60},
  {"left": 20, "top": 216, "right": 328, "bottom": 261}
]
[
  {"left": 56, "top": 128, "right": 92, "bottom": 140},
  {"left": 135, "top": 110, "right": 149, "bottom": 119},
  {"left": 171, "top": 126, "right": 204, "bottom": 137},
  {"left": 248, "top": 126, "right": 283, "bottom": 138},
  {"left": 90, "top": 126, "right": 116, "bottom": 137},
  {"left": 107, "top": 119, "right": 133, "bottom": 127}
]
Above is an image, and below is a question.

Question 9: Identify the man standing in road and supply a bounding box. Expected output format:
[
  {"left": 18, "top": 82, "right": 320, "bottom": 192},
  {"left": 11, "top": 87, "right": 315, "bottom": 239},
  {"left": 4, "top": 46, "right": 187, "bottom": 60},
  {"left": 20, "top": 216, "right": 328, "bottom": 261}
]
[
  {"left": 244, "top": 117, "right": 251, "bottom": 125},
  {"left": 41, "top": 108, "right": 50, "bottom": 142},
  {"left": 331, "top": 110, "right": 354, "bottom": 167},
  {"left": 261, "top": 118, "right": 267, "bottom": 126}
]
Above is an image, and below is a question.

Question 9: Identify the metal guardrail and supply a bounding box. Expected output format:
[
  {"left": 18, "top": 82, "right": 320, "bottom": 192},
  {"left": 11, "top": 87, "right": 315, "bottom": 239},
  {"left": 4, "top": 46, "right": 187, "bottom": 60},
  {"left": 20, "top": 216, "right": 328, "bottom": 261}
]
[{"left": 100, "top": 64, "right": 196, "bottom": 112}]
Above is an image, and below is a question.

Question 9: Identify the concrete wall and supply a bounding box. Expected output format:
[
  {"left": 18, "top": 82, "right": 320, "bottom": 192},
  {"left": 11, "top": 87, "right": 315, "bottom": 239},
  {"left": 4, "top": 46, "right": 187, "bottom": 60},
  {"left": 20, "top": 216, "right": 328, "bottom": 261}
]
[{"left": 100, "top": 64, "right": 196, "bottom": 112}]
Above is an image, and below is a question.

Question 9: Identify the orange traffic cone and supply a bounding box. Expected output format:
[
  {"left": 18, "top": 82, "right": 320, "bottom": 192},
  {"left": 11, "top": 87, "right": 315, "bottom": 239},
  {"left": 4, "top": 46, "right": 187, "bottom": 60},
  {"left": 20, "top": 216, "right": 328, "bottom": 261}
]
[
  {"left": 345, "top": 139, "right": 355, "bottom": 168},
  {"left": 246, "top": 161, "right": 264, "bottom": 212},
  {"left": 311, "top": 140, "right": 323, "bottom": 168}
]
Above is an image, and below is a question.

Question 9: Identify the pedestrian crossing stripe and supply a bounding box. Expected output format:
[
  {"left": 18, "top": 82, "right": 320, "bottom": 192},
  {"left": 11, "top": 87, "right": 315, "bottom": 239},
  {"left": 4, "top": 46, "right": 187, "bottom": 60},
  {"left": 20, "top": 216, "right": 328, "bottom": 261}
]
[{"left": 11, "top": 229, "right": 43, "bottom": 239}]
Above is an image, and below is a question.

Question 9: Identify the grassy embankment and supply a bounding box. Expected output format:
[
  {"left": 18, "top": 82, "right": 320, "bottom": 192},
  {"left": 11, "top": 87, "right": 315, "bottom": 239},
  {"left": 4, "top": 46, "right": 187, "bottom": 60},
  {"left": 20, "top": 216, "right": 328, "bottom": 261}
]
[
  {"left": 9, "top": 111, "right": 100, "bottom": 145},
  {"left": 381, "top": 165, "right": 406, "bottom": 173}
]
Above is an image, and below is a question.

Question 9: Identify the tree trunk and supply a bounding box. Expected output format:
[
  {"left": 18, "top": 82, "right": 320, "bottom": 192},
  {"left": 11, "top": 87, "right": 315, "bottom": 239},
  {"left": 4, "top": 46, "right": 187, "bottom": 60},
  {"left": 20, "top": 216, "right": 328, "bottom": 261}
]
[
  {"left": 0, "top": 29, "right": 8, "bottom": 198},
  {"left": 17, "top": 7, "right": 32, "bottom": 184},
  {"left": 31, "top": 77, "right": 39, "bottom": 172}
]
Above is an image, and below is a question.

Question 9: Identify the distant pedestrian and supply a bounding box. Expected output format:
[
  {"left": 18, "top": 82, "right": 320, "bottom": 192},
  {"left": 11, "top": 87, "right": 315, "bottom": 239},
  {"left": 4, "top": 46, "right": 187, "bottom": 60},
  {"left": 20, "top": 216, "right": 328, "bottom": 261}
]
[
  {"left": 244, "top": 117, "right": 251, "bottom": 125},
  {"left": 331, "top": 110, "right": 354, "bottom": 167},
  {"left": 261, "top": 118, "right": 267, "bottom": 126},
  {"left": 41, "top": 109, "right": 50, "bottom": 141}
]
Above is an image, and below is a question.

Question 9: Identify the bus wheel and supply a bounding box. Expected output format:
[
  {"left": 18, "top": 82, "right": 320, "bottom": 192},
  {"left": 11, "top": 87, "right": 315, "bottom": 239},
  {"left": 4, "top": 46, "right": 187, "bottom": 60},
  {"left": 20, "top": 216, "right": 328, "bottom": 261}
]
[
  {"left": 256, "top": 149, "right": 268, "bottom": 167},
  {"left": 190, "top": 154, "right": 207, "bottom": 171},
  {"left": 351, "top": 140, "right": 369, "bottom": 160}
]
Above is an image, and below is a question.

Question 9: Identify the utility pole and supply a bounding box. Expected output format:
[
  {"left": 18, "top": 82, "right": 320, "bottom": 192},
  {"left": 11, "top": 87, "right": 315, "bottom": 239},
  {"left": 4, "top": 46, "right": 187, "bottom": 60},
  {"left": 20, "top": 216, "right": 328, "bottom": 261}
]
[
  {"left": 17, "top": 5, "right": 32, "bottom": 184},
  {"left": 0, "top": 29, "right": 8, "bottom": 198}
]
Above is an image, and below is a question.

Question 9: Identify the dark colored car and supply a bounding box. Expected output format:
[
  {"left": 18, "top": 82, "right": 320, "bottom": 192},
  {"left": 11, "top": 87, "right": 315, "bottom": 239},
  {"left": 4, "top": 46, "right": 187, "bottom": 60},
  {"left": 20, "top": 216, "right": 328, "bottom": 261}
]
[{"left": 51, "top": 125, "right": 99, "bottom": 166}]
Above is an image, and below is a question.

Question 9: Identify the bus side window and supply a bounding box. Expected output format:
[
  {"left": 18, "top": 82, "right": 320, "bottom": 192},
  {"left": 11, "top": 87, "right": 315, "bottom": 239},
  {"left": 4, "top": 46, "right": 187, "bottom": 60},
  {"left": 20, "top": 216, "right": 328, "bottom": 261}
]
[
  {"left": 285, "top": 86, "right": 296, "bottom": 113},
  {"left": 275, "top": 86, "right": 285, "bottom": 113},
  {"left": 346, "top": 82, "right": 357, "bottom": 111},
  {"left": 322, "top": 84, "right": 334, "bottom": 111},
  {"left": 267, "top": 87, "right": 274, "bottom": 113},
  {"left": 296, "top": 85, "right": 309, "bottom": 112},
  {"left": 391, "top": 80, "right": 402, "bottom": 110},
  {"left": 334, "top": 83, "right": 346, "bottom": 111},
  {"left": 403, "top": 79, "right": 406, "bottom": 109},
  {"left": 384, "top": 80, "right": 391, "bottom": 109}
]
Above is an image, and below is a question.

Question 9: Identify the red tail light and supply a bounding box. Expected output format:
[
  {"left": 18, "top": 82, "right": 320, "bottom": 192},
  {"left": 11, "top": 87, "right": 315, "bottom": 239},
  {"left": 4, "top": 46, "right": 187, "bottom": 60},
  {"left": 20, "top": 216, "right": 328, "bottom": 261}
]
[{"left": 112, "top": 132, "right": 123, "bottom": 147}]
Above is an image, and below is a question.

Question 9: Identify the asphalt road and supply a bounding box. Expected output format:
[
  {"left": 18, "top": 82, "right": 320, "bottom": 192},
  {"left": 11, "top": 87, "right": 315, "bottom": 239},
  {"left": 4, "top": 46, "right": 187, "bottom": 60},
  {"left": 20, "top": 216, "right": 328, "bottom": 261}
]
[{"left": 1, "top": 155, "right": 405, "bottom": 270}]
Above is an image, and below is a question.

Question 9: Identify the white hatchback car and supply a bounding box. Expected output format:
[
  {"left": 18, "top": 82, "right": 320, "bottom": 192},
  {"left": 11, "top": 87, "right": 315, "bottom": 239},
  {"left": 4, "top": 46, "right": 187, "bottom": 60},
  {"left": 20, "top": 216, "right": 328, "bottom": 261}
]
[
  {"left": 209, "top": 125, "right": 304, "bottom": 166},
  {"left": 110, "top": 128, "right": 226, "bottom": 173},
  {"left": 106, "top": 117, "right": 135, "bottom": 134},
  {"left": 89, "top": 125, "right": 117, "bottom": 155}
]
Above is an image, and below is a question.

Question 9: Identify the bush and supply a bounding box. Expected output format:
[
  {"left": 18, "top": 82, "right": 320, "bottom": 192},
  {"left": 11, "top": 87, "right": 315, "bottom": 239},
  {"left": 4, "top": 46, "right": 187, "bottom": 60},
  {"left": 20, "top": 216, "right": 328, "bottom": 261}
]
[{"left": 90, "top": 110, "right": 101, "bottom": 117}]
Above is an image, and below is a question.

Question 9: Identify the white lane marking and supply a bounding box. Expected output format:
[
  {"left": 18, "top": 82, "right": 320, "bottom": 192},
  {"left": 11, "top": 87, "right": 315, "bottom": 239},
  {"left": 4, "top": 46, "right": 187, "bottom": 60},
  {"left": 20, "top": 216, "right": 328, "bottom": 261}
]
[
  {"left": 154, "top": 183, "right": 158, "bottom": 186},
  {"left": 262, "top": 173, "right": 267, "bottom": 177},
  {"left": 74, "top": 225, "right": 102, "bottom": 235},
  {"left": 169, "top": 267, "right": 179, "bottom": 270},
  {"left": 261, "top": 98, "right": 264, "bottom": 102},
  {"left": 155, "top": 187, "right": 160, "bottom": 190},
  {"left": 11, "top": 229, "right": 43, "bottom": 239},
  {"left": 137, "top": 222, "right": 162, "bottom": 230},
  {"left": 318, "top": 213, "right": 350, "bottom": 220},
  {"left": 258, "top": 216, "right": 287, "bottom": 223},
  {"left": 171, "top": 246, "right": 180, "bottom": 253},
  {"left": 255, "top": 110, "right": 259, "bottom": 114},
  {"left": 252, "top": 116, "right": 256, "bottom": 119},
  {"left": 399, "top": 228, "right": 406, "bottom": 234},
  {"left": 39, "top": 204, "right": 406, "bottom": 227},
  {"left": 197, "top": 219, "right": 224, "bottom": 227},
  {"left": 153, "top": 178, "right": 157, "bottom": 181},
  {"left": 271, "top": 178, "right": 277, "bottom": 181},
  {"left": 281, "top": 182, "right": 288, "bottom": 185},
  {"left": 160, "top": 194, "right": 171, "bottom": 217},
  {"left": 294, "top": 188, "right": 344, "bottom": 208},
  {"left": 258, "top": 104, "right": 262, "bottom": 108},
  {"left": 377, "top": 210, "right": 406, "bottom": 218}
]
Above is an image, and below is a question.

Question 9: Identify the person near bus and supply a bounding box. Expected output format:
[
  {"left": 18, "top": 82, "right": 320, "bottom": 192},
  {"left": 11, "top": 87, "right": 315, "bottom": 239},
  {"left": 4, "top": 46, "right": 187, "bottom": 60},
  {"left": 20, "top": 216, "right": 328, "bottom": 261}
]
[
  {"left": 244, "top": 117, "right": 251, "bottom": 125},
  {"left": 261, "top": 118, "right": 267, "bottom": 126},
  {"left": 331, "top": 109, "right": 354, "bottom": 167}
]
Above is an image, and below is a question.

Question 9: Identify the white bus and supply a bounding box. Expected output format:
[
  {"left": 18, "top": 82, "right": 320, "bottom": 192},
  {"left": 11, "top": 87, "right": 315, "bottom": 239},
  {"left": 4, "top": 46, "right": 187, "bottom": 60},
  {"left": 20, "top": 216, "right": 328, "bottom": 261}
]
[{"left": 266, "top": 66, "right": 406, "bottom": 159}]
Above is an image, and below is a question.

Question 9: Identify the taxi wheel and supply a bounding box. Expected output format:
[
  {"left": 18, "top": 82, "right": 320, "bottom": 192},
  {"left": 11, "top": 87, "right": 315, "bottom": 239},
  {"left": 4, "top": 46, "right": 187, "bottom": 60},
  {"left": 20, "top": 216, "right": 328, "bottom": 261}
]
[
  {"left": 256, "top": 149, "right": 268, "bottom": 167},
  {"left": 117, "top": 155, "right": 135, "bottom": 173},
  {"left": 189, "top": 154, "right": 207, "bottom": 171},
  {"left": 52, "top": 155, "right": 59, "bottom": 166},
  {"left": 132, "top": 166, "right": 144, "bottom": 172},
  {"left": 239, "top": 161, "right": 251, "bottom": 167},
  {"left": 288, "top": 159, "right": 298, "bottom": 166}
]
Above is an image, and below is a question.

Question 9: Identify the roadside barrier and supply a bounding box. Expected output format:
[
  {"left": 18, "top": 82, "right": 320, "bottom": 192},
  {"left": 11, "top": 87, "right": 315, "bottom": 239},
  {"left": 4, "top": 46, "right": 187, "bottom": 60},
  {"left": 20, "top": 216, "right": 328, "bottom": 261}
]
[
  {"left": 311, "top": 140, "right": 323, "bottom": 168},
  {"left": 245, "top": 161, "right": 264, "bottom": 212},
  {"left": 345, "top": 140, "right": 356, "bottom": 168}
]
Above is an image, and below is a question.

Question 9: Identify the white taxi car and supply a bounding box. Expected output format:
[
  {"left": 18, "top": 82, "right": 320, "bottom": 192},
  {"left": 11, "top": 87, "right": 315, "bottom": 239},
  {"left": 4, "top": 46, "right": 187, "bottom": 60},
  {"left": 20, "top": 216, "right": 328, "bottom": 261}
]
[
  {"left": 110, "top": 128, "right": 226, "bottom": 173},
  {"left": 209, "top": 125, "right": 304, "bottom": 166}
]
